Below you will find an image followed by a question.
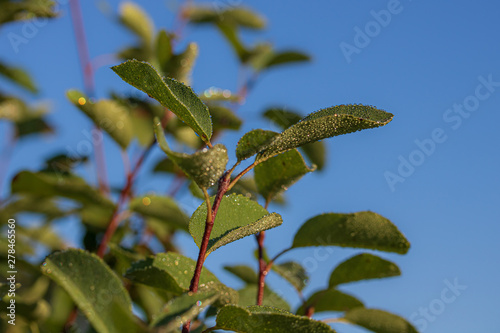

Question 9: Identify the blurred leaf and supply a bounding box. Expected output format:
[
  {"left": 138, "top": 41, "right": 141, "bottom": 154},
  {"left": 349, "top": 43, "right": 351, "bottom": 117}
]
[
  {"left": 251, "top": 49, "right": 310, "bottom": 72},
  {"left": 129, "top": 195, "right": 189, "bottom": 231},
  {"left": 108, "top": 244, "right": 146, "bottom": 276},
  {"left": 43, "top": 153, "right": 88, "bottom": 175},
  {"left": 0, "top": 0, "right": 57, "bottom": 25},
  {"left": 209, "top": 104, "right": 242, "bottom": 132},
  {"left": 297, "top": 289, "right": 364, "bottom": 315},
  {"left": 189, "top": 193, "right": 282, "bottom": 256},
  {"left": 155, "top": 29, "right": 172, "bottom": 68},
  {"left": 155, "top": 121, "right": 228, "bottom": 188},
  {"left": 236, "top": 129, "right": 277, "bottom": 162},
  {"left": 119, "top": 1, "right": 154, "bottom": 46},
  {"left": 272, "top": 261, "right": 308, "bottom": 292},
  {"left": 344, "top": 308, "right": 418, "bottom": 333},
  {"left": 254, "top": 148, "right": 315, "bottom": 202},
  {"left": 224, "top": 265, "right": 258, "bottom": 284},
  {"left": 41, "top": 249, "right": 143, "bottom": 333},
  {"left": 237, "top": 284, "right": 290, "bottom": 311},
  {"left": 153, "top": 156, "right": 183, "bottom": 175},
  {"left": 0, "top": 61, "right": 37, "bottom": 92},
  {"left": 0, "top": 195, "right": 65, "bottom": 221},
  {"left": 0, "top": 298, "right": 50, "bottom": 323},
  {"left": 125, "top": 252, "right": 218, "bottom": 295},
  {"left": 184, "top": 5, "right": 266, "bottom": 30},
  {"left": 11, "top": 170, "right": 115, "bottom": 209},
  {"left": 112, "top": 60, "right": 212, "bottom": 143},
  {"left": 18, "top": 225, "right": 65, "bottom": 250},
  {"left": 201, "top": 87, "right": 239, "bottom": 102},
  {"left": 150, "top": 291, "right": 218, "bottom": 329},
  {"left": 162, "top": 42, "right": 198, "bottom": 85},
  {"left": 188, "top": 180, "right": 205, "bottom": 199},
  {"left": 329, "top": 253, "right": 401, "bottom": 287},
  {"left": 67, "top": 90, "right": 133, "bottom": 149},
  {"left": 213, "top": 305, "right": 336, "bottom": 333},
  {"left": 292, "top": 212, "right": 410, "bottom": 254},
  {"left": 257, "top": 105, "right": 394, "bottom": 162}
]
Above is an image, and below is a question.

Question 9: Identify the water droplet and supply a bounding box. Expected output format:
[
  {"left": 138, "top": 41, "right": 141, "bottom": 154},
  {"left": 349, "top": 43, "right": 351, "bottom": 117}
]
[
  {"left": 42, "top": 262, "right": 47, "bottom": 267},
  {"left": 174, "top": 260, "right": 179, "bottom": 266},
  {"left": 196, "top": 300, "right": 202, "bottom": 306}
]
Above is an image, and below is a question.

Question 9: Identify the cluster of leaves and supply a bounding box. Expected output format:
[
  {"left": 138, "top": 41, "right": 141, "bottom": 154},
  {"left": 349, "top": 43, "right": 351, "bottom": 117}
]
[{"left": 0, "top": 1, "right": 417, "bottom": 333}]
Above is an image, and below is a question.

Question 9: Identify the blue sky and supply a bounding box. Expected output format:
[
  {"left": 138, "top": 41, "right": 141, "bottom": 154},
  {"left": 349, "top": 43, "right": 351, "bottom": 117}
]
[{"left": 1, "top": 0, "right": 499, "bottom": 332}]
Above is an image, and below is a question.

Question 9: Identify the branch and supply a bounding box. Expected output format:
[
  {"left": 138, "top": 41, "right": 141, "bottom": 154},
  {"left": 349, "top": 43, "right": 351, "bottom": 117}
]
[{"left": 256, "top": 199, "right": 270, "bottom": 305}]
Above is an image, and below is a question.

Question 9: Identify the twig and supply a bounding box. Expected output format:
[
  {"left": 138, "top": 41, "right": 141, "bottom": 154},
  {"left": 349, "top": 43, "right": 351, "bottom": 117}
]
[{"left": 256, "top": 199, "right": 270, "bottom": 305}]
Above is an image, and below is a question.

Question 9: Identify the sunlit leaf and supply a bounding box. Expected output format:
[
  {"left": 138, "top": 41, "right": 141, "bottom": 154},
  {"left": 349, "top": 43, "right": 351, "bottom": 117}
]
[
  {"left": 329, "top": 253, "right": 401, "bottom": 287},
  {"left": 119, "top": 1, "right": 154, "bottom": 46},
  {"left": 184, "top": 6, "right": 266, "bottom": 30},
  {"left": 292, "top": 212, "right": 410, "bottom": 254},
  {"left": 161, "top": 42, "right": 198, "bottom": 85},
  {"left": 189, "top": 194, "right": 282, "bottom": 256},
  {"left": 112, "top": 60, "right": 212, "bottom": 143},
  {"left": 257, "top": 105, "right": 394, "bottom": 162}
]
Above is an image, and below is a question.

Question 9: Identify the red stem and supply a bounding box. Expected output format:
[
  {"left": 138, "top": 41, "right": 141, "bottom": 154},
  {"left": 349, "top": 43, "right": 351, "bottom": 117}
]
[
  {"left": 69, "top": 0, "right": 109, "bottom": 194},
  {"left": 256, "top": 230, "right": 266, "bottom": 305},
  {"left": 96, "top": 141, "right": 154, "bottom": 258}
]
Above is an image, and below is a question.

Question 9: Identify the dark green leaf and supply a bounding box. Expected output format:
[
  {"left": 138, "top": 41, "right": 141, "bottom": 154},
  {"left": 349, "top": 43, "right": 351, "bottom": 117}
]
[
  {"left": 237, "top": 284, "right": 290, "bottom": 311},
  {"left": 150, "top": 291, "right": 219, "bottom": 329},
  {"left": 189, "top": 194, "right": 282, "bottom": 256},
  {"left": 264, "top": 51, "right": 310, "bottom": 69},
  {"left": 254, "top": 149, "right": 315, "bottom": 202},
  {"left": 224, "top": 265, "right": 258, "bottom": 284},
  {"left": 214, "top": 305, "right": 336, "bottom": 333},
  {"left": 129, "top": 195, "right": 189, "bottom": 231},
  {"left": 112, "top": 60, "right": 212, "bottom": 143},
  {"left": 271, "top": 261, "right": 308, "bottom": 292},
  {"left": 125, "top": 252, "right": 218, "bottom": 294},
  {"left": 297, "top": 289, "right": 364, "bottom": 315},
  {"left": 67, "top": 90, "right": 133, "bottom": 149},
  {"left": 119, "top": 1, "right": 154, "bottom": 45},
  {"left": 154, "top": 120, "right": 227, "bottom": 188},
  {"left": 185, "top": 6, "right": 266, "bottom": 30},
  {"left": 344, "top": 308, "right": 418, "bottom": 333},
  {"left": 236, "top": 129, "right": 277, "bottom": 162},
  {"left": 329, "top": 253, "right": 401, "bottom": 287},
  {"left": 156, "top": 29, "right": 172, "bottom": 68},
  {"left": 153, "top": 156, "right": 183, "bottom": 175},
  {"left": 41, "top": 249, "right": 142, "bottom": 333},
  {"left": 0, "top": 61, "right": 37, "bottom": 92},
  {"left": 257, "top": 105, "right": 394, "bottom": 162},
  {"left": 292, "top": 212, "right": 410, "bottom": 254}
]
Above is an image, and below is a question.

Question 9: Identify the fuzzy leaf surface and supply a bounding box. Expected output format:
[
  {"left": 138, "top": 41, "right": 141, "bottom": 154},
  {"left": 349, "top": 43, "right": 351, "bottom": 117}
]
[{"left": 236, "top": 129, "right": 277, "bottom": 161}]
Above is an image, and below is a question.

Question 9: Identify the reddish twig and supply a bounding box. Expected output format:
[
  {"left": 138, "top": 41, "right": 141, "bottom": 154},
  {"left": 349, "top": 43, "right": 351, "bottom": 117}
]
[{"left": 69, "top": 0, "right": 109, "bottom": 194}]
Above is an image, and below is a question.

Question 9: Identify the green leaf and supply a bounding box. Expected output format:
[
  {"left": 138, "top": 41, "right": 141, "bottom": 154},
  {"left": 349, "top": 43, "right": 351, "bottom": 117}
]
[
  {"left": 209, "top": 104, "right": 242, "bottom": 132},
  {"left": 237, "top": 285, "right": 290, "bottom": 311},
  {"left": 11, "top": 171, "right": 115, "bottom": 209},
  {"left": 254, "top": 149, "right": 315, "bottom": 202},
  {"left": 0, "top": 0, "right": 57, "bottom": 25},
  {"left": 189, "top": 194, "right": 283, "bottom": 256},
  {"left": 129, "top": 195, "right": 189, "bottom": 231},
  {"left": 124, "top": 252, "right": 218, "bottom": 295},
  {"left": 150, "top": 291, "right": 219, "bottom": 329},
  {"left": 250, "top": 49, "right": 310, "bottom": 72},
  {"left": 271, "top": 261, "right": 308, "bottom": 292},
  {"left": 119, "top": 1, "right": 154, "bottom": 46},
  {"left": 236, "top": 129, "right": 278, "bottom": 162},
  {"left": 224, "top": 265, "right": 258, "bottom": 284},
  {"left": 0, "top": 61, "right": 37, "bottom": 93},
  {"left": 112, "top": 60, "right": 212, "bottom": 143},
  {"left": 214, "top": 305, "right": 336, "bottom": 333},
  {"left": 263, "top": 108, "right": 326, "bottom": 170},
  {"left": 201, "top": 87, "right": 239, "bottom": 102},
  {"left": 344, "top": 308, "right": 418, "bottom": 333},
  {"left": 41, "top": 249, "right": 142, "bottom": 333},
  {"left": 156, "top": 29, "right": 172, "bottom": 67},
  {"left": 67, "top": 90, "right": 133, "bottom": 149},
  {"left": 297, "top": 289, "right": 364, "bottom": 315},
  {"left": 292, "top": 212, "right": 410, "bottom": 254},
  {"left": 154, "top": 121, "right": 228, "bottom": 188},
  {"left": 257, "top": 105, "right": 394, "bottom": 162},
  {"left": 329, "top": 253, "right": 401, "bottom": 287},
  {"left": 264, "top": 51, "right": 311, "bottom": 69},
  {"left": 152, "top": 156, "right": 183, "bottom": 175},
  {"left": 0, "top": 195, "right": 65, "bottom": 221},
  {"left": 184, "top": 6, "right": 266, "bottom": 30},
  {"left": 162, "top": 42, "right": 198, "bottom": 85}
]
